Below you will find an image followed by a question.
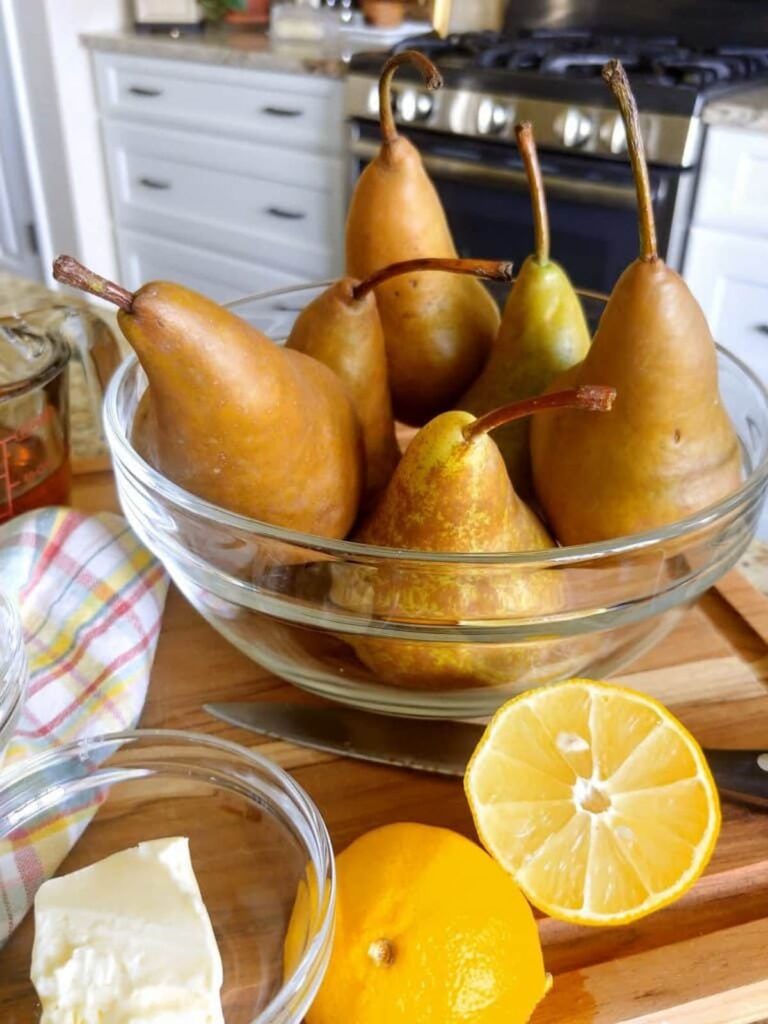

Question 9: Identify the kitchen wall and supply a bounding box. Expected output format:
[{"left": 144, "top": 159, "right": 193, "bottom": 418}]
[{"left": 3, "top": 0, "right": 128, "bottom": 285}]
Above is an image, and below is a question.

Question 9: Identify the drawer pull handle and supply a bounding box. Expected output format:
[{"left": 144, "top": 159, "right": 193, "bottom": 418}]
[
  {"left": 756, "top": 325, "right": 768, "bottom": 336},
  {"left": 266, "top": 206, "right": 306, "bottom": 220},
  {"left": 261, "top": 105, "right": 304, "bottom": 118},
  {"left": 128, "top": 86, "right": 163, "bottom": 97},
  {"left": 139, "top": 177, "right": 172, "bottom": 190}
]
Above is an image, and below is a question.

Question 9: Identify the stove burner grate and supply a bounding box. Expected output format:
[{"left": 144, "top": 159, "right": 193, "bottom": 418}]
[{"left": 390, "top": 28, "right": 768, "bottom": 90}]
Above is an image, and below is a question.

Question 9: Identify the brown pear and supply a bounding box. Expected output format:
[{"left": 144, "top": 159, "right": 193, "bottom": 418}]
[
  {"left": 531, "top": 62, "right": 742, "bottom": 545},
  {"left": 286, "top": 257, "right": 515, "bottom": 499},
  {"left": 461, "top": 122, "right": 591, "bottom": 498},
  {"left": 345, "top": 50, "right": 501, "bottom": 425},
  {"left": 54, "top": 256, "right": 363, "bottom": 538},
  {"left": 332, "top": 386, "right": 615, "bottom": 690}
]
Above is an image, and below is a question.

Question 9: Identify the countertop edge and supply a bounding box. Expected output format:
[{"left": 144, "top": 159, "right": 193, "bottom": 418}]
[
  {"left": 704, "top": 86, "right": 768, "bottom": 133},
  {"left": 80, "top": 30, "right": 350, "bottom": 79}
]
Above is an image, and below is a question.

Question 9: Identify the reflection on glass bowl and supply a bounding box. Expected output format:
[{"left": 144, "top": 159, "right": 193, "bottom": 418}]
[{"left": 104, "top": 284, "right": 768, "bottom": 719}]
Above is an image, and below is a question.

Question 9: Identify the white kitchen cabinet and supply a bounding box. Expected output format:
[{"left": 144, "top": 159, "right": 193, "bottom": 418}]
[
  {"left": 685, "top": 227, "right": 768, "bottom": 381},
  {"left": 0, "top": 8, "right": 40, "bottom": 280},
  {"left": 94, "top": 54, "right": 344, "bottom": 154},
  {"left": 103, "top": 121, "right": 342, "bottom": 276},
  {"left": 93, "top": 52, "right": 345, "bottom": 297},
  {"left": 690, "top": 126, "right": 768, "bottom": 237},
  {"left": 118, "top": 229, "right": 304, "bottom": 303},
  {"left": 684, "top": 125, "right": 768, "bottom": 382},
  {"left": 683, "top": 121, "right": 768, "bottom": 538}
]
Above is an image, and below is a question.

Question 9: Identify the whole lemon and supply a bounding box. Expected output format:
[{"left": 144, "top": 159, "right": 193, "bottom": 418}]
[{"left": 306, "top": 822, "right": 549, "bottom": 1024}]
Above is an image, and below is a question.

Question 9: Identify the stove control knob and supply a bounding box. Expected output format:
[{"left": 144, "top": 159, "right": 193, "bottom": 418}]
[
  {"left": 601, "top": 115, "right": 627, "bottom": 154},
  {"left": 398, "top": 89, "right": 434, "bottom": 123},
  {"left": 556, "top": 108, "right": 593, "bottom": 149},
  {"left": 477, "top": 98, "right": 509, "bottom": 136}
]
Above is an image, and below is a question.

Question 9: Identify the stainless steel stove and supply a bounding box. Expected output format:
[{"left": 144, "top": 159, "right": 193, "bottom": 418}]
[{"left": 345, "top": 5, "right": 768, "bottom": 293}]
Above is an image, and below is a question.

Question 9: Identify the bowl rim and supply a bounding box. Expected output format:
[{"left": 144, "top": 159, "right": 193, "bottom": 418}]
[
  {"left": 0, "top": 589, "right": 28, "bottom": 714},
  {"left": 103, "top": 282, "right": 768, "bottom": 566},
  {"left": 0, "top": 727, "right": 336, "bottom": 1024}
]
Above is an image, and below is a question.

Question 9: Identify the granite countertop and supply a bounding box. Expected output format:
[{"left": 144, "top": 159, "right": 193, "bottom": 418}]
[
  {"left": 81, "top": 25, "right": 397, "bottom": 79},
  {"left": 704, "top": 85, "right": 768, "bottom": 132},
  {"left": 0, "top": 271, "right": 63, "bottom": 317}
]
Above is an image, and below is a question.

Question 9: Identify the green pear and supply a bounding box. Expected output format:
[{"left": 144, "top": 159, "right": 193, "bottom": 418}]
[{"left": 461, "top": 122, "right": 590, "bottom": 498}]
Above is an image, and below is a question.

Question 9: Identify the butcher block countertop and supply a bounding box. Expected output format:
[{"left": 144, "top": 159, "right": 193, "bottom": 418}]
[{"left": 34, "top": 469, "right": 765, "bottom": 1024}]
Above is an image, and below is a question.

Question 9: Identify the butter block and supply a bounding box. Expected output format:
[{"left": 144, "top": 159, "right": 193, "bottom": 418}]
[{"left": 31, "top": 836, "right": 225, "bottom": 1024}]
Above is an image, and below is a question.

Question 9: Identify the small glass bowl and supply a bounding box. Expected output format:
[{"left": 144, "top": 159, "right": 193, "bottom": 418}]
[
  {"left": 0, "top": 590, "right": 29, "bottom": 763},
  {"left": 104, "top": 284, "right": 768, "bottom": 719},
  {"left": 0, "top": 730, "right": 335, "bottom": 1024}
]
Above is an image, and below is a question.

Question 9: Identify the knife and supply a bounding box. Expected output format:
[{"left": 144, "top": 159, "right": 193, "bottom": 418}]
[{"left": 205, "top": 700, "right": 768, "bottom": 809}]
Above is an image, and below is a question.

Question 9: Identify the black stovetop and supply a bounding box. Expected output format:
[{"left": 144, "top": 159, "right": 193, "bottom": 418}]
[{"left": 349, "top": 28, "right": 768, "bottom": 114}]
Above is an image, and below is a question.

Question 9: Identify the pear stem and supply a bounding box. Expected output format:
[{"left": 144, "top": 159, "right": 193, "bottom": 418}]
[
  {"left": 602, "top": 60, "right": 658, "bottom": 262},
  {"left": 516, "top": 122, "right": 549, "bottom": 265},
  {"left": 351, "top": 258, "right": 514, "bottom": 303},
  {"left": 53, "top": 255, "right": 134, "bottom": 312},
  {"left": 379, "top": 50, "right": 443, "bottom": 147},
  {"left": 463, "top": 386, "right": 617, "bottom": 442}
]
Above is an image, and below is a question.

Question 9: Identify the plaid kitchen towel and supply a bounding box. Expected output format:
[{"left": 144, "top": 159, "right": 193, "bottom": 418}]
[{"left": 0, "top": 507, "right": 168, "bottom": 944}]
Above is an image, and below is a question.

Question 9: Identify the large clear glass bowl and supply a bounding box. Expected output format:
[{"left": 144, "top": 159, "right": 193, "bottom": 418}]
[
  {"left": 0, "top": 730, "right": 335, "bottom": 1023},
  {"left": 104, "top": 284, "right": 768, "bottom": 718}
]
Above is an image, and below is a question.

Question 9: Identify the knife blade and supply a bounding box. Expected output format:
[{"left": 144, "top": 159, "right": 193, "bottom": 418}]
[{"left": 204, "top": 700, "right": 768, "bottom": 808}]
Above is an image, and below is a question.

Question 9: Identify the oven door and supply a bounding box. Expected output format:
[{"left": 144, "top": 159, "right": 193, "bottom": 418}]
[{"left": 349, "top": 123, "right": 693, "bottom": 294}]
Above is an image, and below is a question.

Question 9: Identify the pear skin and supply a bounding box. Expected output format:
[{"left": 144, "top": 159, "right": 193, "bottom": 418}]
[
  {"left": 530, "top": 63, "right": 741, "bottom": 544},
  {"left": 461, "top": 123, "right": 590, "bottom": 498},
  {"left": 54, "top": 257, "right": 364, "bottom": 538},
  {"left": 131, "top": 388, "right": 159, "bottom": 467},
  {"left": 462, "top": 254, "right": 590, "bottom": 497},
  {"left": 119, "top": 283, "right": 363, "bottom": 537},
  {"left": 331, "top": 389, "right": 615, "bottom": 690},
  {"left": 285, "top": 278, "right": 399, "bottom": 500},
  {"left": 345, "top": 51, "right": 500, "bottom": 425},
  {"left": 286, "top": 259, "right": 516, "bottom": 501},
  {"left": 332, "top": 410, "right": 562, "bottom": 689},
  {"left": 532, "top": 261, "right": 741, "bottom": 543}
]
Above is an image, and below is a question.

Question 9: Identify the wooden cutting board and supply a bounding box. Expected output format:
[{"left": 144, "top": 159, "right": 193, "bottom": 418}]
[{"left": 75, "top": 476, "right": 768, "bottom": 1022}]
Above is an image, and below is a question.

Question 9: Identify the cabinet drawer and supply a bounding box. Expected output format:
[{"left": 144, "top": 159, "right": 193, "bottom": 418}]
[
  {"left": 104, "top": 122, "right": 342, "bottom": 277},
  {"left": 684, "top": 226, "right": 768, "bottom": 381},
  {"left": 118, "top": 230, "right": 304, "bottom": 305},
  {"left": 93, "top": 52, "right": 344, "bottom": 155},
  {"left": 693, "top": 126, "right": 768, "bottom": 236}
]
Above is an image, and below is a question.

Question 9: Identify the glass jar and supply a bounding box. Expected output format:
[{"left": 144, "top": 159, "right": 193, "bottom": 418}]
[{"left": 0, "top": 306, "right": 120, "bottom": 521}]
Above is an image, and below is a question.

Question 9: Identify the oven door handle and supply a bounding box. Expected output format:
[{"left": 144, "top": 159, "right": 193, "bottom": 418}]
[{"left": 350, "top": 140, "right": 639, "bottom": 207}]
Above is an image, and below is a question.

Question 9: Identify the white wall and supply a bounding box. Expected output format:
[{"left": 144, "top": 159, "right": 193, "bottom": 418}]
[{"left": 4, "top": 0, "right": 128, "bottom": 287}]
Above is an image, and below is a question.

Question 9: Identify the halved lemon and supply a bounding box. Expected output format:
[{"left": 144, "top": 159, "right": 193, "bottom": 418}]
[{"left": 465, "top": 679, "right": 721, "bottom": 927}]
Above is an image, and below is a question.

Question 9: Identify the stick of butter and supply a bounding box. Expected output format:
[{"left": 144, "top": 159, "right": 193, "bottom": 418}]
[{"left": 31, "top": 836, "right": 225, "bottom": 1024}]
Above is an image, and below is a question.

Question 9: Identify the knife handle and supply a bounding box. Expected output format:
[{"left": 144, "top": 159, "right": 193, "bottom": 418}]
[{"left": 705, "top": 750, "right": 768, "bottom": 809}]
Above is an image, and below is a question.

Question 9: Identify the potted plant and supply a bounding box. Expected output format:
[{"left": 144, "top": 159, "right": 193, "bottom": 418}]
[{"left": 200, "top": 0, "right": 270, "bottom": 25}]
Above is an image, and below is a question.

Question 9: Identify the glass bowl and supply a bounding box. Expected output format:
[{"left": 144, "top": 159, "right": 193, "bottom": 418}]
[
  {"left": 0, "top": 730, "right": 335, "bottom": 1023},
  {"left": 104, "top": 284, "right": 768, "bottom": 719},
  {"left": 0, "top": 590, "right": 29, "bottom": 765}
]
